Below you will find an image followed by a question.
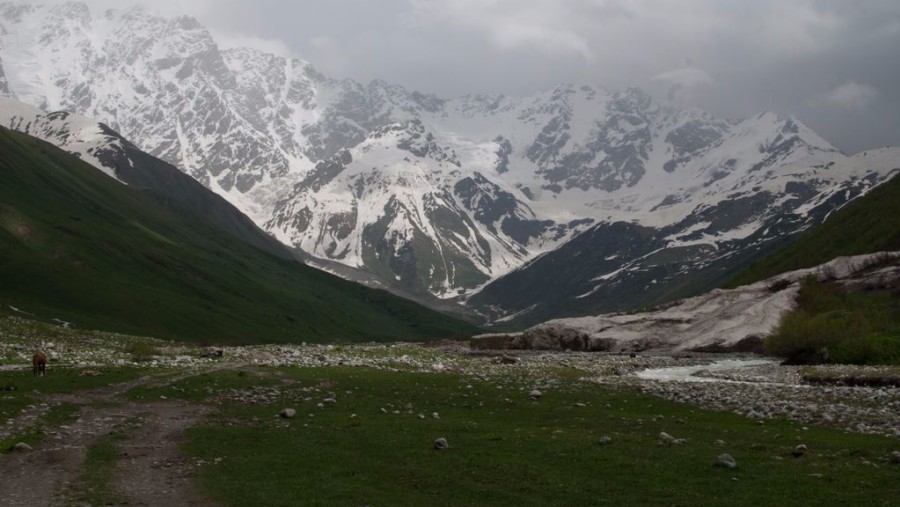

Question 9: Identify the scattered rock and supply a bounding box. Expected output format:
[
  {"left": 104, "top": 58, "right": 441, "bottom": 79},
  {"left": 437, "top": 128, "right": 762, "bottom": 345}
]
[
  {"left": 433, "top": 437, "right": 449, "bottom": 450},
  {"left": 11, "top": 442, "right": 32, "bottom": 452},
  {"left": 79, "top": 369, "right": 103, "bottom": 376},
  {"left": 529, "top": 389, "right": 542, "bottom": 400},
  {"left": 792, "top": 444, "right": 807, "bottom": 458},
  {"left": 431, "top": 412, "right": 440, "bottom": 420},
  {"left": 890, "top": 451, "right": 900, "bottom": 464},
  {"left": 279, "top": 408, "right": 297, "bottom": 419},
  {"left": 597, "top": 436, "right": 612, "bottom": 446},
  {"left": 659, "top": 432, "right": 675, "bottom": 444},
  {"left": 200, "top": 347, "right": 223, "bottom": 358},
  {"left": 714, "top": 453, "right": 737, "bottom": 469}
]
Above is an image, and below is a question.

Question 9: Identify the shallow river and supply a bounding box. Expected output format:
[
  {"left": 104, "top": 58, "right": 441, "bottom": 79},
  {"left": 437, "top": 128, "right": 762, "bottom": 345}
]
[{"left": 635, "top": 358, "right": 778, "bottom": 383}]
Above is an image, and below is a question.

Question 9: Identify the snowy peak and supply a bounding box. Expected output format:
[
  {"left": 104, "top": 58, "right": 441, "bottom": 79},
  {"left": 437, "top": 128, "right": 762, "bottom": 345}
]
[
  {"left": 385, "top": 119, "right": 461, "bottom": 166},
  {"left": 727, "top": 112, "right": 840, "bottom": 168},
  {"left": 0, "top": 2, "right": 306, "bottom": 198},
  {"left": 265, "top": 118, "right": 578, "bottom": 297}
]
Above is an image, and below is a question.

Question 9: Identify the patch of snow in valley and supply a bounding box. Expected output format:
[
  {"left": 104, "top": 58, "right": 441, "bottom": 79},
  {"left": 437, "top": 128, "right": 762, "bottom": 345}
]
[{"left": 527, "top": 251, "right": 900, "bottom": 353}]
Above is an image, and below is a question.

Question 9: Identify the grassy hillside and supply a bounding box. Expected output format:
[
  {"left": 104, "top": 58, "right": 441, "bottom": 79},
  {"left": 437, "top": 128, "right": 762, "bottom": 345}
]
[
  {"left": 0, "top": 126, "right": 480, "bottom": 343},
  {"left": 726, "top": 171, "right": 900, "bottom": 288}
]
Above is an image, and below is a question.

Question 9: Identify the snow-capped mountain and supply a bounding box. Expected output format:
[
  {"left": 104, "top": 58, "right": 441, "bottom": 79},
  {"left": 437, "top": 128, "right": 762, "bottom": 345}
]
[
  {"left": 1, "top": 2, "right": 896, "bottom": 315},
  {"left": 468, "top": 147, "right": 900, "bottom": 326}
]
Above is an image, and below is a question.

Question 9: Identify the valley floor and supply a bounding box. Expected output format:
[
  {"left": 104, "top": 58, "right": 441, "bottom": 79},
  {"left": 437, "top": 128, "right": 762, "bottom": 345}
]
[{"left": 1, "top": 319, "right": 898, "bottom": 505}]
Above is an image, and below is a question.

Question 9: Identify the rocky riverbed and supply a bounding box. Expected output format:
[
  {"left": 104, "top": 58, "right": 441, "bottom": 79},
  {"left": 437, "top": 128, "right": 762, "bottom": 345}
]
[
  {"left": 2, "top": 316, "right": 898, "bottom": 441},
  {"left": 601, "top": 359, "right": 900, "bottom": 439}
]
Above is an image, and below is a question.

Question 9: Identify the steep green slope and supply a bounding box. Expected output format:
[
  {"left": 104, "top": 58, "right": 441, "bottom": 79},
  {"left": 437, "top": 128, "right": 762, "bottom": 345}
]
[
  {"left": 0, "top": 127, "right": 480, "bottom": 343},
  {"left": 726, "top": 172, "right": 900, "bottom": 288}
]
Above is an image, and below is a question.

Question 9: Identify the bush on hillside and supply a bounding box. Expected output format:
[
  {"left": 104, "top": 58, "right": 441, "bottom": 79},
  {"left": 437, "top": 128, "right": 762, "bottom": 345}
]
[{"left": 765, "top": 276, "right": 900, "bottom": 365}]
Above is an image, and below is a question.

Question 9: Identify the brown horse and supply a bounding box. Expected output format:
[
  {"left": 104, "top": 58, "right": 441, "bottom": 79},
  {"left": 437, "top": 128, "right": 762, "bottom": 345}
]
[{"left": 32, "top": 352, "right": 47, "bottom": 376}]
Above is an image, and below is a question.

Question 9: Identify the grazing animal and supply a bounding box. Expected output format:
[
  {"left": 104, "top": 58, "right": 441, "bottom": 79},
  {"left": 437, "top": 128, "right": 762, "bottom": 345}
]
[{"left": 32, "top": 352, "right": 47, "bottom": 376}]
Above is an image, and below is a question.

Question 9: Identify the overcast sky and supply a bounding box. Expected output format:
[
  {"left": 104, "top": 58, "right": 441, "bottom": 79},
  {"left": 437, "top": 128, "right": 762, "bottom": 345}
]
[{"left": 27, "top": 0, "right": 900, "bottom": 154}]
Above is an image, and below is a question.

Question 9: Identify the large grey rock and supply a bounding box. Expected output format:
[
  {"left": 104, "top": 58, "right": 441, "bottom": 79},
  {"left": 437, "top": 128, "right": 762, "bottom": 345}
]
[
  {"left": 714, "top": 453, "right": 737, "bottom": 469},
  {"left": 279, "top": 408, "right": 297, "bottom": 419},
  {"left": 11, "top": 442, "right": 32, "bottom": 452},
  {"left": 433, "top": 437, "right": 449, "bottom": 450}
]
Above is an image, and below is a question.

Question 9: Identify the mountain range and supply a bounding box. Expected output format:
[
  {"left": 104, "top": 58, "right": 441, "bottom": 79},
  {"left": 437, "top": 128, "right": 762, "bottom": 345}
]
[{"left": 1, "top": 2, "right": 897, "bottom": 327}]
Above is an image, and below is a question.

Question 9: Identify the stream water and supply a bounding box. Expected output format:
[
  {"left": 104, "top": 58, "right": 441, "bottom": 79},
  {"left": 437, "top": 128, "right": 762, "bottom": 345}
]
[{"left": 635, "top": 358, "right": 778, "bottom": 383}]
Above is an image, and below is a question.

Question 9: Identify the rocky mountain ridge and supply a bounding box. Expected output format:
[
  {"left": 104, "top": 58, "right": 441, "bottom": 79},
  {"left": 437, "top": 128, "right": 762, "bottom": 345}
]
[{"left": 468, "top": 147, "right": 900, "bottom": 325}]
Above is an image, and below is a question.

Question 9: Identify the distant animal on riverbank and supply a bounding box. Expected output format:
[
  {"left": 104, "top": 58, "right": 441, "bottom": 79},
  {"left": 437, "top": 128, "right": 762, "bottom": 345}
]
[{"left": 32, "top": 352, "right": 47, "bottom": 376}]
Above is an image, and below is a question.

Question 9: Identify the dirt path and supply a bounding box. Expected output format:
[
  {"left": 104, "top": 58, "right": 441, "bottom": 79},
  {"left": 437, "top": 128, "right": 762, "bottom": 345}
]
[
  {"left": 0, "top": 370, "right": 223, "bottom": 506},
  {"left": 112, "top": 400, "right": 213, "bottom": 506}
]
